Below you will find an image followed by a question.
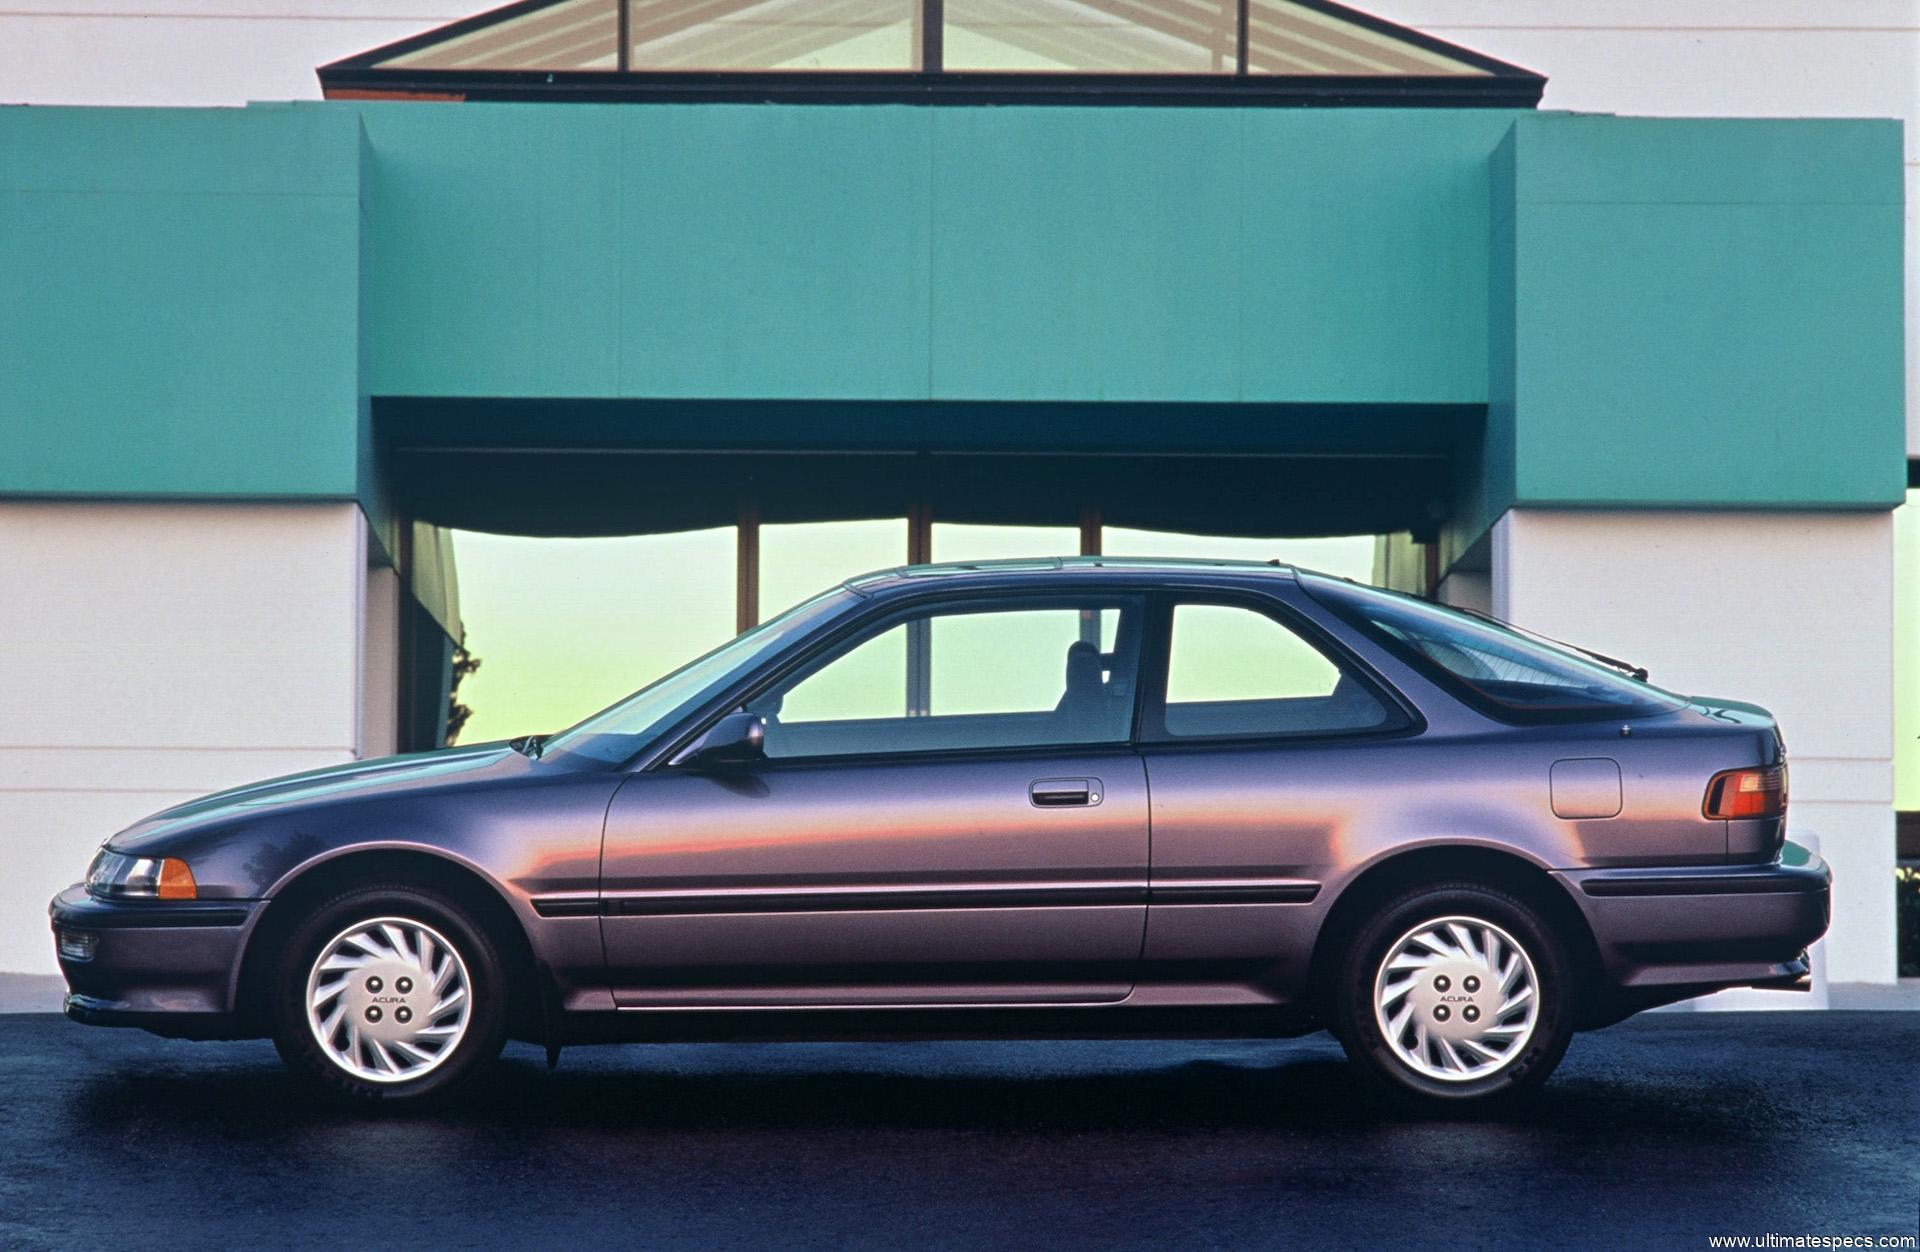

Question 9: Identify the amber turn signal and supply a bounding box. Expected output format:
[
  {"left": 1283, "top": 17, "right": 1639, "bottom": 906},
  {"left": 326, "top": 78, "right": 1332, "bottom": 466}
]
[
  {"left": 1703, "top": 765, "right": 1787, "bottom": 820},
  {"left": 156, "top": 858, "right": 198, "bottom": 900}
]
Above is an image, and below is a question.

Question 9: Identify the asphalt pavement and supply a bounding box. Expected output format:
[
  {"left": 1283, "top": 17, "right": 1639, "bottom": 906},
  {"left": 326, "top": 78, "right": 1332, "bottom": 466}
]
[{"left": 0, "top": 1011, "right": 1914, "bottom": 1250}]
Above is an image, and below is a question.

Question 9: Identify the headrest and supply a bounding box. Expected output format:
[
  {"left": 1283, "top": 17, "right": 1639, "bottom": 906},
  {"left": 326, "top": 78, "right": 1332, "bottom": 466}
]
[{"left": 1064, "top": 640, "right": 1102, "bottom": 693}]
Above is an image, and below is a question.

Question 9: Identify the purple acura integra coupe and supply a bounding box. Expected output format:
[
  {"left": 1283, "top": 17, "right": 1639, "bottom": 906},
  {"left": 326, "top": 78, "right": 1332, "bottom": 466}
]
[{"left": 53, "top": 559, "right": 1828, "bottom": 1106}]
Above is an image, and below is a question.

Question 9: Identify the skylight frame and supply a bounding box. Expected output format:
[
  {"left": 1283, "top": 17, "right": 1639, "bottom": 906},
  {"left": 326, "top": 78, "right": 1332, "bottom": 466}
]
[{"left": 318, "top": 0, "right": 1545, "bottom": 106}]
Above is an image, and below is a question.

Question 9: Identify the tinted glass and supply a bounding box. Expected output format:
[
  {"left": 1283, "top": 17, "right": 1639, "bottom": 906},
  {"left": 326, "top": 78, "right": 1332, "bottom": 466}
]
[
  {"left": 449, "top": 527, "right": 733, "bottom": 747},
  {"left": 751, "top": 601, "right": 1138, "bottom": 759},
  {"left": 760, "top": 519, "right": 905, "bottom": 625},
  {"left": 628, "top": 0, "right": 917, "bottom": 69},
  {"left": 1158, "top": 602, "right": 1397, "bottom": 738},
  {"left": 943, "top": 0, "right": 1238, "bottom": 72},
  {"left": 1303, "top": 575, "right": 1687, "bottom": 722},
  {"left": 372, "top": 0, "right": 1501, "bottom": 79},
  {"left": 932, "top": 523, "right": 1077, "bottom": 564}
]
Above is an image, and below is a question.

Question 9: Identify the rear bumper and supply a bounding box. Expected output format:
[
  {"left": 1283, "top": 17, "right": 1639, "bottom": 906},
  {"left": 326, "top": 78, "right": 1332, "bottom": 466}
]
[
  {"left": 49, "top": 884, "right": 262, "bottom": 1038},
  {"left": 1555, "top": 842, "right": 1831, "bottom": 993}
]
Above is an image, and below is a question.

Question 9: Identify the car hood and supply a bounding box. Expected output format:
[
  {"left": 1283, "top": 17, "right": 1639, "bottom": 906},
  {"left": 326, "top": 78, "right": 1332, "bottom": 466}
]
[{"left": 110, "top": 741, "right": 522, "bottom": 852}]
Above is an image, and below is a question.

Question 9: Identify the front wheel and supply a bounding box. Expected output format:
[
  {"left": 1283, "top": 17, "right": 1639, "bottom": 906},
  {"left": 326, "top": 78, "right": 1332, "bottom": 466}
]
[
  {"left": 270, "top": 885, "right": 508, "bottom": 1103},
  {"left": 1331, "top": 882, "right": 1575, "bottom": 1103}
]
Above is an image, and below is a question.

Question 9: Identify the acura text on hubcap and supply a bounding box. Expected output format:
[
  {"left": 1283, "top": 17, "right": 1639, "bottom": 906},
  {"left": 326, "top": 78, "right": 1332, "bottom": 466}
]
[
  {"left": 1372, "top": 914, "right": 1539, "bottom": 1082},
  {"left": 305, "top": 916, "right": 472, "bottom": 1084}
]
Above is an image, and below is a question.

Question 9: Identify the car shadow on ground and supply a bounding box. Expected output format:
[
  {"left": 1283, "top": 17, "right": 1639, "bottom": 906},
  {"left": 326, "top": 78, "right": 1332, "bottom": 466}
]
[{"left": 65, "top": 1038, "right": 1798, "bottom": 1145}]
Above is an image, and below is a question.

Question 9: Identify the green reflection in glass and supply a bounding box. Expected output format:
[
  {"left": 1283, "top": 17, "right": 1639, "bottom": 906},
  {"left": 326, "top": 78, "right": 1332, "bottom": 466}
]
[
  {"left": 1168, "top": 602, "right": 1338, "bottom": 704},
  {"left": 932, "top": 607, "right": 1104, "bottom": 714},
  {"left": 448, "top": 528, "right": 735, "bottom": 745},
  {"left": 933, "top": 523, "right": 1080, "bottom": 564},
  {"left": 628, "top": 0, "right": 917, "bottom": 70},
  {"left": 1110, "top": 529, "right": 1373, "bottom": 727},
  {"left": 778, "top": 621, "right": 908, "bottom": 723},
  {"left": 761, "top": 519, "right": 906, "bottom": 620},
  {"left": 943, "top": 0, "right": 1237, "bottom": 73},
  {"left": 1103, "top": 528, "right": 1375, "bottom": 581},
  {"left": 1896, "top": 490, "right": 1920, "bottom": 810},
  {"left": 446, "top": 521, "right": 1380, "bottom": 751}
]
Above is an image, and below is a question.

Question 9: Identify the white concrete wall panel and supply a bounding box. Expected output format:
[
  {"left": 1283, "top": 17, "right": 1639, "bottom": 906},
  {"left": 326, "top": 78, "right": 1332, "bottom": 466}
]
[
  {"left": 361, "top": 564, "right": 401, "bottom": 761},
  {"left": 1493, "top": 508, "right": 1897, "bottom": 984},
  {"left": 1436, "top": 569, "right": 1492, "bottom": 614},
  {"left": 0, "top": 0, "right": 464, "bottom": 108},
  {"left": 0, "top": 501, "right": 366, "bottom": 973}
]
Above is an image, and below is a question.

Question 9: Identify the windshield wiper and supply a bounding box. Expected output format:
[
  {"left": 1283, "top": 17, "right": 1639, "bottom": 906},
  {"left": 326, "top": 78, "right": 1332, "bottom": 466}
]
[
  {"left": 1452, "top": 607, "right": 1650, "bottom": 683},
  {"left": 508, "top": 733, "right": 548, "bottom": 759}
]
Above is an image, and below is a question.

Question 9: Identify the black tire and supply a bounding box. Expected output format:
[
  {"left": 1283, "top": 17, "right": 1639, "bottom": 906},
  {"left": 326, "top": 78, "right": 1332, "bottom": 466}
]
[
  {"left": 269, "top": 884, "right": 509, "bottom": 1105},
  {"left": 1330, "top": 881, "right": 1576, "bottom": 1104}
]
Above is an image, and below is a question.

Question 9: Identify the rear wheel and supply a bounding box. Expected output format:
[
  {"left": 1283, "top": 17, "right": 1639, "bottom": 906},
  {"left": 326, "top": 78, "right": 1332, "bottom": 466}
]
[
  {"left": 270, "top": 885, "right": 508, "bottom": 1103},
  {"left": 1331, "top": 882, "right": 1575, "bottom": 1103}
]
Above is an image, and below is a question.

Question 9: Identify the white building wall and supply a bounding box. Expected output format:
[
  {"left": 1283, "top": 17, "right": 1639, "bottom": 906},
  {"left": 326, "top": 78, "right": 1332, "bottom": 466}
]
[
  {"left": 0, "top": 0, "right": 462, "bottom": 108},
  {"left": 361, "top": 564, "right": 401, "bottom": 761},
  {"left": 1435, "top": 569, "right": 1491, "bottom": 614},
  {"left": 1493, "top": 509, "right": 1897, "bottom": 984},
  {"left": 0, "top": 501, "right": 374, "bottom": 974}
]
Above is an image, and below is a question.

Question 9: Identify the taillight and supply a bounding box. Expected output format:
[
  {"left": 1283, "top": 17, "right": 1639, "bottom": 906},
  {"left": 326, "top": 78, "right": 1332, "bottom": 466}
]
[{"left": 1703, "top": 765, "right": 1787, "bottom": 820}]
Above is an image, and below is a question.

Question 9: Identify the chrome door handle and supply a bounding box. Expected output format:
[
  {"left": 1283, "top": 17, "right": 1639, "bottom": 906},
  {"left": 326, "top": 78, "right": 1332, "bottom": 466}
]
[{"left": 1030, "top": 778, "right": 1100, "bottom": 807}]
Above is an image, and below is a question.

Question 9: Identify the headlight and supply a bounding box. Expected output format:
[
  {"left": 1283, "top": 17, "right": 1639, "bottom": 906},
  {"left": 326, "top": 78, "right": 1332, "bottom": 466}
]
[{"left": 85, "top": 849, "right": 197, "bottom": 900}]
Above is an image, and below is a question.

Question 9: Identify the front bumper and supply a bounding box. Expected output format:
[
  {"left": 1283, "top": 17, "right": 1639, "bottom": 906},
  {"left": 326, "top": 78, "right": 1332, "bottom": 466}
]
[
  {"left": 1555, "top": 841, "right": 1831, "bottom": 994},
  {"left": 50, "top": 884, "right": 264, "bottom": 1039}
]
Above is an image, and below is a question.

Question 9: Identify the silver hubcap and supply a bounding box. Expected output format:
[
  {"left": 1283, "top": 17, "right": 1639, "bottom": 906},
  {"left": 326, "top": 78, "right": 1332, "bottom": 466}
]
[
  {"left": 305, "top": 916, "right": 472, "bottom": 1085},
  {"left": 1373, "top": 914, "right": 1540, "bottom": 1083}
]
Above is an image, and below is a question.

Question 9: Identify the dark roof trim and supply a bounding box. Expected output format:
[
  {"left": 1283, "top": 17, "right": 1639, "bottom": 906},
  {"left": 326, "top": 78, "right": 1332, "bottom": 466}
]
[
  {"left": 318, "top": 0, "right": 1545, "bottom": 108},
  {"left": 319, "top": 67, "right": 1543, "bottom": 107},
  {"left": 376, "top": 397, "right": 1483, "bottom": 459}
]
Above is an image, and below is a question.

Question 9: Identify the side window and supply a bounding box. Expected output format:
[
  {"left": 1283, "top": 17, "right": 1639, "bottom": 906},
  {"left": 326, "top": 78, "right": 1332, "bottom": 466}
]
[
  {"left": 749, "top": 601, "right": 1138, "bottom": 760},
  {"left": 774, "top": 624, "right": 904, "bottom": 725},
  {"left": 1157, "top": 602, "right": 1399, "bottom": 739}
]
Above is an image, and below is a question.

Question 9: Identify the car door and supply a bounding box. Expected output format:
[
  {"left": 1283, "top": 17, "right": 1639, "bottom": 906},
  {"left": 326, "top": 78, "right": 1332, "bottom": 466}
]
[
  {"left": 598, "top": 591, "right": 1150, "bottom": 1007},
  {"left": 1135, "top": 589, "right": 1416, "bottom": 993}
]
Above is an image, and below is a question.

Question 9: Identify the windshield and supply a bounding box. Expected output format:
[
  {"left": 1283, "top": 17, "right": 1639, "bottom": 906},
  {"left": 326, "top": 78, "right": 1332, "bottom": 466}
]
[
  {"left": 1300, "top": 574, "right": 1687, "bottom": 723},
  {"left": 541, "top": 588, "right": 857, "bottom": 766}
]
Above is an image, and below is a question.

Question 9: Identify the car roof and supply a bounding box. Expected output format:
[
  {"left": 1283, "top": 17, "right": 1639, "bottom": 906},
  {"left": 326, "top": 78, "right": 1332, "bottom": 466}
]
[{"left": 842, "top": 555, "right": 1306, "bottom": 597}]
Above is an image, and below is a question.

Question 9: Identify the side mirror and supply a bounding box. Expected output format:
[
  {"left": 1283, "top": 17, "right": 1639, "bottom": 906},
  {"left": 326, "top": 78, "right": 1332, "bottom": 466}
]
[{"left": 674, "top": 712, "right": 766, "bottom": 768}]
